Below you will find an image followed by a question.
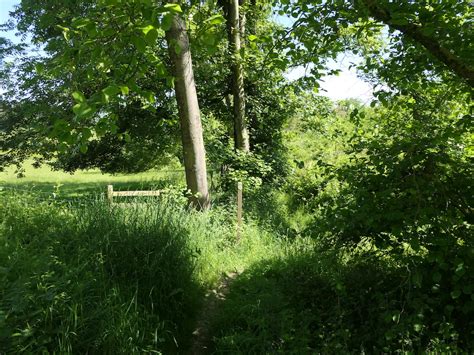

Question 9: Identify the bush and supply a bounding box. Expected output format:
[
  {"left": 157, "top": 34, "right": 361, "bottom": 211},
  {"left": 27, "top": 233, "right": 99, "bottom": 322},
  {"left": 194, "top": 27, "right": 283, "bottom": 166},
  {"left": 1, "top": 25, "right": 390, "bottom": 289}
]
[{"left": 212, "top": 247, "right": 474, "bottom": 353}]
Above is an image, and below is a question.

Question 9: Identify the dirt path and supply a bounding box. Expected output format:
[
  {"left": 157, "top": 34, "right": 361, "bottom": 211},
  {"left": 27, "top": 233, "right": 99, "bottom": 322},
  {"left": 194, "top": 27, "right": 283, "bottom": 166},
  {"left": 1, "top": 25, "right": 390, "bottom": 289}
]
[{"left": 188, "top": 271, "right": 240, "bottom": 354}]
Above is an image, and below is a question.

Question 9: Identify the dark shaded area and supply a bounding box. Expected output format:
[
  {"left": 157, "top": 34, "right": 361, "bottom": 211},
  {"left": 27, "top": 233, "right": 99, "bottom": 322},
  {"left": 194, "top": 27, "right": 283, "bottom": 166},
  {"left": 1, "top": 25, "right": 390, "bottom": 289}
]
[
  {"left": 211, "top": 250, "right": 474, "bottom": 353},
  {"left": 0, "top": 195, "right": 203, "bottom": 353}
]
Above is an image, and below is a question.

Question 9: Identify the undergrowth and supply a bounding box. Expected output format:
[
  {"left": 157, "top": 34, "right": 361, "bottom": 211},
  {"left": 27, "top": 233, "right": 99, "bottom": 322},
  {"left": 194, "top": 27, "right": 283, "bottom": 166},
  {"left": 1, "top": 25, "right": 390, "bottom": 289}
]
[
  {"left": 211, "top": 245, "right": 474, "bottom": 353},
  {"left": 1, "top": 188, "right": 472, "bottom": 353},
  {"left": 0, "top": 192, "right": 283, "bottom": 353}
]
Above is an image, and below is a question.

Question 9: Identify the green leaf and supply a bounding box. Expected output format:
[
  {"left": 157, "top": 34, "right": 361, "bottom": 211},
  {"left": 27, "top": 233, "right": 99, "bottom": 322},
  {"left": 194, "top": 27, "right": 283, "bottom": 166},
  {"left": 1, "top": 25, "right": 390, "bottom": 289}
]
[
  {"left": 102, "top": 85, "right": 121, "bottom": 103},
  {"left": 156, "top": 62, "right": 167, "bottom": 77},
  {"left": 132, "top": 36, "right": 147, "bottom": 52},
  {"left": 81, "top": 128, "right": 92, "bottom": 141},
  {"left": 56, "top": 25, "right": 70, "bottom": 32},
  {"left": 80, "top": 144, "right": 88, "bottom": 153},
  {"left": 119, "top": 86, "right": 129, "bottom": 95},
  {"left": 205, "top": 14, "right": 225, "bottom": 26},
  {"left": 72, "top": 18, "right": 92, "bottom": 29},
  {"left": 451, "top": 290, "right": 461, "bottom": 299},
  {"left": 248, "top": 34, "right": 258, "bottom": 41},
  {"left": 163, "top": 3, "right": 182, "bottom": 13},
  {"left": 140, "top": 24, "right": 155, "bottom": 35},
  {"left": 161, "top": 13, "right": 174, "bottom": 31},
  {"left": 109, "top": 123, "right": 118, "bottom": 134},
  {"left": 455, "top": 263, "right": 465, "bottom": 275},
  {"left": 145, "top": 28, "right": 159, "bottom": 44},
  {"left": 72, "top": 91, "right": 86, "bottom": 103},
  {"left": 56, "top": 25, "right": 70, "bottom": 41},
  {"left": 392, "top": 312, "right": 400, "bottom": 322},
  {"left": 202, "top": 32, "right": 216, "bottom": 46},
  {"left": 73, "top": 103, "right": 94, "bottom": 118},
  {"left": 390, "top": 17, "right": 409, "bottom": 26},
  {"left": 144, "top": 91, "right": 155, "bottom": 104}
]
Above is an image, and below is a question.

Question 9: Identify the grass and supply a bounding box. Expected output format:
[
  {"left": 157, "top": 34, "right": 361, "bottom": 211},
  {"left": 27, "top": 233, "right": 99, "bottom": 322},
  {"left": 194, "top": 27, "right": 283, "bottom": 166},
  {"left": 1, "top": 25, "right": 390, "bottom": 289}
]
[
  {"left": 1, "top": 163, "right": 472, "bottom": 353},
  {"left": 211, "top": 245, "right": 473, "bottom": 353},
  {"left": 0, "top": 193, "right": 202, "bottom": 352},
  {"left": 0, "top": 160, "right": 187, "bottom": 199},
  {"left": 0, "top": 170, "right": 292, "bottom": 353}
]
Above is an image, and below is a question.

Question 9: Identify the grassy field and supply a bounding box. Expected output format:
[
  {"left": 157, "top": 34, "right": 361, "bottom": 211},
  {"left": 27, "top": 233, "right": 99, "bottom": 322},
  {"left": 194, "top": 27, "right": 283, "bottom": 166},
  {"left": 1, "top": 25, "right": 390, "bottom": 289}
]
[{"left": 0, "top": 160, "right": 187, "bottom": 199}]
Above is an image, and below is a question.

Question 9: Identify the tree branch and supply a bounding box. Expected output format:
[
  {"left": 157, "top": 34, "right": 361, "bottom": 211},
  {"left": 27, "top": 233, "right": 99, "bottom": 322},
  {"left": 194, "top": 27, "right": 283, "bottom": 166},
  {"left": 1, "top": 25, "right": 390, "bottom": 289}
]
[{"left": 361, "top": 0, "right": 474, "bottom": 87}]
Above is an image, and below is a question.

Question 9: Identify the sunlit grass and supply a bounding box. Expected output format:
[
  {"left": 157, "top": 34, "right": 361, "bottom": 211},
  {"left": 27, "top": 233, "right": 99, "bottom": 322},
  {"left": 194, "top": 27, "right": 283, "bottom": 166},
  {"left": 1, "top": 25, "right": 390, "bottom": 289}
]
[{"left": 0, "top": 160, "right": 186, "bottom": 198}]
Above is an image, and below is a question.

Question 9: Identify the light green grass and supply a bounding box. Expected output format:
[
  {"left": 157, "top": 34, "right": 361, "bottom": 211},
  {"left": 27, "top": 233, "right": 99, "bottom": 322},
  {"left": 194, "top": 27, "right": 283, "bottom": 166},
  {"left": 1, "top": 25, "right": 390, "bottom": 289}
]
[{"left": 0, "top": 160, "right": 187, "bottom": 198}]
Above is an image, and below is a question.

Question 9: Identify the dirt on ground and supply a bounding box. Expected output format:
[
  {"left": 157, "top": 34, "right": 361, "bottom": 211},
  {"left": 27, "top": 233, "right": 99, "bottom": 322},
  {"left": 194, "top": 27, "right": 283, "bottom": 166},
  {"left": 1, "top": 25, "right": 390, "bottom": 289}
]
[{"left": 188, "top": 271, "right": 240, "bottom": 355}]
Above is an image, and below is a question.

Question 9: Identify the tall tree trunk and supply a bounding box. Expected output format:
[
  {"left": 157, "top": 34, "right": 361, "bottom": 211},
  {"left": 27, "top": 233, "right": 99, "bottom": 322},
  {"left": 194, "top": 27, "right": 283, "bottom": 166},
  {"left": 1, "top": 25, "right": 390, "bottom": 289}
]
[
  {"left": 227, "top": 0, "right": 250, "bottom": 152},
  {"left": 165, "top": 4, "right": 210, "bottom": 209}
]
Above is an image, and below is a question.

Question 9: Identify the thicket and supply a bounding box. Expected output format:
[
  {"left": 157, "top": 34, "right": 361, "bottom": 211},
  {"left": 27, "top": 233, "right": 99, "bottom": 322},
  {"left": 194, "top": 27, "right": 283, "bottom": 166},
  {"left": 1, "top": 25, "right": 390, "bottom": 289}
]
[{"left": 275, "top": 86, "right": 474, "bottom": 352}]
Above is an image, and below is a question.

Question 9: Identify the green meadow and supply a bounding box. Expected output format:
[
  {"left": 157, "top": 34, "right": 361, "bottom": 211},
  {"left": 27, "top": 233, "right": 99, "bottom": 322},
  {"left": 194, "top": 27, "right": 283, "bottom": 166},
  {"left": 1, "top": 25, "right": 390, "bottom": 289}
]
[{"left": 0, "top": 160, "right": 186, "bottom": 199}]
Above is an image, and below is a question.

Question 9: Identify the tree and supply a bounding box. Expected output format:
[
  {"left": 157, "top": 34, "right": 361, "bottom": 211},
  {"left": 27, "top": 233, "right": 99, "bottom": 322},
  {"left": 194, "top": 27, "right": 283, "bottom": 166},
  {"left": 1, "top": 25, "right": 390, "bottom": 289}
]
[
  {"left": 224, "top": 0, "right": 250, "bottom": 151},
  {"left": 165, "top": 0, "right": 210, "bottom": 208},
  {"left": 358, "top": 0, "right": 474, "bottom": 87},
  {"left": 275, "top": 0, "right": 473, "bottom": 89},
  {"left": 2, "top": 0, "right": 292, "bottom": 194},
  {"left": 2, "top": 0, "right": 210, "bottom": 208}
]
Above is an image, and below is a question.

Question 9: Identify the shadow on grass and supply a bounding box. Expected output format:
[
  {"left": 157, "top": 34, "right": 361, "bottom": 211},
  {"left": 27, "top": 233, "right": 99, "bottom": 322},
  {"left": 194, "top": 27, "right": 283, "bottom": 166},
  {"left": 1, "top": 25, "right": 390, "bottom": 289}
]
[
  {"left": 209, "top": 249, "right": 472, "bottom": 353},
  {"left": 242, "top": 187, "right": 299, "bottom": 238},
  {"left": 0, "top": 196, "right": 203, "bottom": 353}
]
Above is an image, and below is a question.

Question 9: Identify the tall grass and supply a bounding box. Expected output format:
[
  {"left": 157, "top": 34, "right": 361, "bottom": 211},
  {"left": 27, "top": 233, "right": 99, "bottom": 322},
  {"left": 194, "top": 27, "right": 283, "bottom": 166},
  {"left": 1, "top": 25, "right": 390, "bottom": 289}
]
[
  {"left": 0, "top": 193, "right": 202, "bottom": 352},
  {"left": 211, "top": 245, "right": 473, "bottom": 353},
  {"left": 0, "top": 191, "right": 287, "bottom": 353}
]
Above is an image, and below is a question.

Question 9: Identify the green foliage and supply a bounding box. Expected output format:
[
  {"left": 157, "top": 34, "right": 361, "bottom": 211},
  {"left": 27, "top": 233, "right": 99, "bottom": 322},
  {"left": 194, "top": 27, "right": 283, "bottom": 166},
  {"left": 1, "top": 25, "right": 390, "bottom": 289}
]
[
  {"left": 275, "top": 0, "right": 473, "bottom": 88},
  {"left": 212, "top": 247, "right": 473, "bottom": 353},
  {"left": 281, "top": 79, "right": 473, "bottom": 353},
  {"left": 315, "top": 87, "right": 472, "bottom": 248},
  {"left": 221, "top": 151, "right": 274, "bottom": 193},
  {"left": 1, "top": 0, "right": 291, "bottom": 178}
]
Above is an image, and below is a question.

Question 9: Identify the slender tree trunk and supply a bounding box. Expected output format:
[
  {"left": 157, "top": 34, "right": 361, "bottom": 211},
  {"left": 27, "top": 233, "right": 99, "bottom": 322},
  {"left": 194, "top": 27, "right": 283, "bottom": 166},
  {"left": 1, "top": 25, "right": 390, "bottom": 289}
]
[
  {"left": 227, "top": 0, "right": 250, "bottom": 151},
  {"left": 165, "top": 3, "right": 210, "bottom": 209}
]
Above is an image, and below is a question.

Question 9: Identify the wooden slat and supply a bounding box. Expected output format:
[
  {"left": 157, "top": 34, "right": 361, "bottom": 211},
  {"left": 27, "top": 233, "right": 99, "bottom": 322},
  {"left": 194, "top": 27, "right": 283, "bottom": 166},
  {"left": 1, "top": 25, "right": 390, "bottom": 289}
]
[
  {"left": 112, "top": 190, "right": 162, "bottom": 197},
  {"left": 107, "top": 185, "right": 114, "bottom": 204}
]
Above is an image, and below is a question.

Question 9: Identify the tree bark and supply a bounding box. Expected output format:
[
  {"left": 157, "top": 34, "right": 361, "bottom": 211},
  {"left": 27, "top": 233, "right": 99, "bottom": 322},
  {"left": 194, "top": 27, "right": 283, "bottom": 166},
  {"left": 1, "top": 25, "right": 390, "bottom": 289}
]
[
  {"left": 165, "top": 4, "right": 210, "bottom": 209},
  {"left": 361, "top": 0, "right": 474, "bottom": 87},
  {"left": 227, "top": 0, "right": 250, "bottom": 151}
]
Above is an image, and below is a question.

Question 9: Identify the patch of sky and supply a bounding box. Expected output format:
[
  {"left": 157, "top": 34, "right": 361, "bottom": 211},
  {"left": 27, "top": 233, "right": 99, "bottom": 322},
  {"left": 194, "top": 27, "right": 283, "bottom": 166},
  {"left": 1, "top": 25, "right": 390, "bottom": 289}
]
[
  {"left": 274, "top": 11, "right": 374, "bottom": 103},
  {"left": 0, "top": 0, "right": 22, "bottom": 43}
]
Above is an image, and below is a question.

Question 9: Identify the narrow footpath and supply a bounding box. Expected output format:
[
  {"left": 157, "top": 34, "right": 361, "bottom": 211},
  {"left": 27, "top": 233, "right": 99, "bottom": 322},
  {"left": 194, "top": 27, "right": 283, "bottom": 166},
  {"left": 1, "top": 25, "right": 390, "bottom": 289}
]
[{"left": 188, "top": 272, "right": 240, "bottom": 354}]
